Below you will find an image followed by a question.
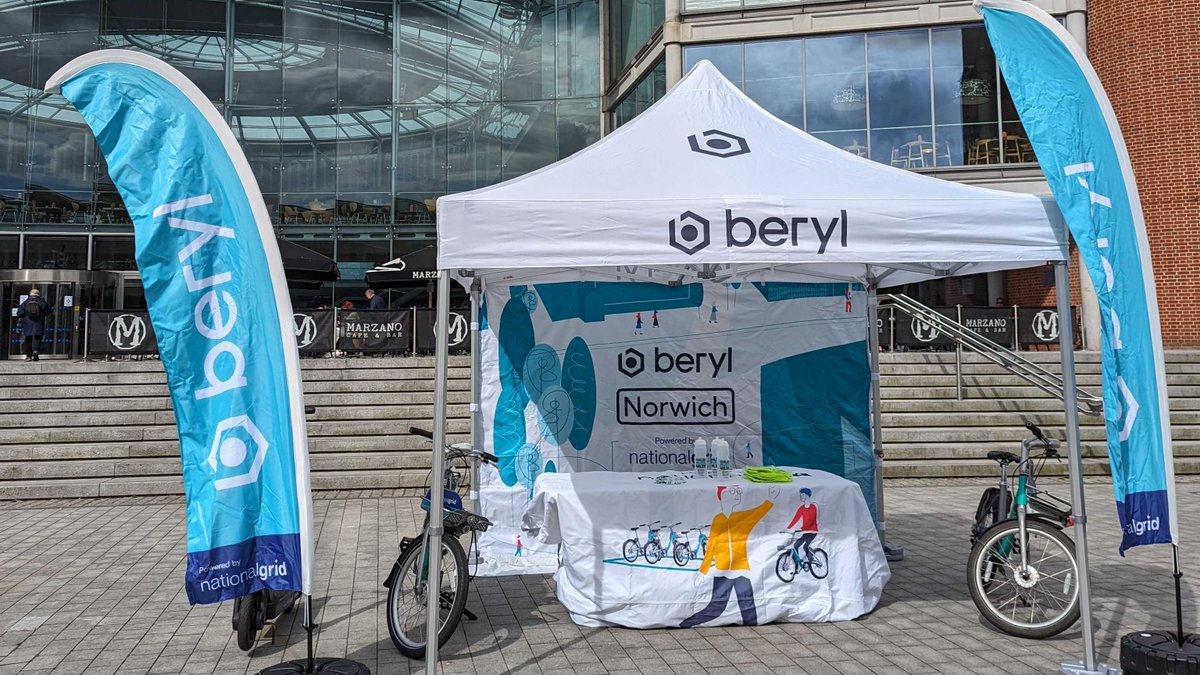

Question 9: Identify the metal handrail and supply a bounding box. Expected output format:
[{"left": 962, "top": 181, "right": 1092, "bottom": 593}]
[{"left": 880, "top": 294, "right": 1103, "bottom": 416}]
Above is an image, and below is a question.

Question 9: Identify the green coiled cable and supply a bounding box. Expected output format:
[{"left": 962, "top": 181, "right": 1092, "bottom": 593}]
[{"left": 743, "top": 466, "right": 794, "bottom": 483}]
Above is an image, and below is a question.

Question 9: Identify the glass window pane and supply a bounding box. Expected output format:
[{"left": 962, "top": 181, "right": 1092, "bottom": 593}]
[
  {"left": 337, "top": 106, "right": 392, "bottom": 197},
  {"left": 0, "top": 0, "right": 34, "bottom": 208},
  {"left": 685, "top": 0, "right": 741, "bottom": 13},
  {"left": 35, "top": 1, "right": 99, "bottom": 86},
  {"left": 556, "top": 98, "right": 601, "bottom": 159},
  {"left": 608, "top": 0, "right": 664, "bottom": 81},
  {"left": 0, "top": 235, "right": 17, "bottom": 269},
  {"left": 867, "top": 31, "right": 932, "bottom": 166},
  {"left": 24, "top": 235, "right": 86, "bottom": 269},
  {"left": 805, "top": 34, "right": 865, "bottom": 135},
  {"left": 501, "top": 101, "right": 556, "bottom": 180},
  {"left": 933, "top": 26, "right": 998, "bottom": 167},
  {"left": 395, "top": 104, "right": 446, "bottom": 197},
  {"left": 558, "top": 0, "right": 600, "bottom": 98},
  {"left": 337, "top": 1, "right": 393, "bottom": 108},
  {"left": 27, "top": 97, "right": 94, "bottom": 222},
  {"left": 447, "top": 104, "right": 501, "bottom": 191},
  {"left": 232, "top": 0, "right": 284, "bottom": 106},
  {"left": 92, "top": 236, "right": 136, "bottom": 271},
  {"left": 500, "top": 0, "right": 556, "bottom": 102},
  {"left": 684, "top": 44, "right": 742, "bottom": 86},
  {"left": 745, "top": 39, "right": 803, "bottom": 128}
]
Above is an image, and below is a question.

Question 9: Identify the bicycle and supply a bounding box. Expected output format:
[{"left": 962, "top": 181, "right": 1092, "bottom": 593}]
[
  {"left": 660, "top": 522, "right": 691, "bottom": 566},
  {"left": 774, "top": 530, "right": 829, "bottom": 582},
  {"left": 383, "top": 427, "right": 496, "bottom": 659},
  {"left": 622, "top": 521, "right": 664, "bottom": 564},
  {"left": 967, "top": 422, "right": 1079, "bottom": 639}
]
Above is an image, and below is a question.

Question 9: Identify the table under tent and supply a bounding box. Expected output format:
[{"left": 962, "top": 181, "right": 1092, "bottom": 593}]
[{"left": 416, "top": 61, "right": 1086, "bottom": 666}]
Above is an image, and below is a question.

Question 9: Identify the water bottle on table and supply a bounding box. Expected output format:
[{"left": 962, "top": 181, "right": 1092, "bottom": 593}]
[
  {"left": 693, "top": 438, "right": 709, "bottom": 478},
  {"left": 711, "top": 438, "right": 731, "bottom": 478}
]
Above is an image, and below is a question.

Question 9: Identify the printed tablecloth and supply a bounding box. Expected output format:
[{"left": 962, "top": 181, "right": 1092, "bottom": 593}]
[{"left": 522, "top": 467, "right": 890, "bottom": 628}]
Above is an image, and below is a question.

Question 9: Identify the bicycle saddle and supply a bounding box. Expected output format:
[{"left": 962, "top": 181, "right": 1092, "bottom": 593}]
[{"left": 987, "top": 450, "right": 1020, "bottom": 464}]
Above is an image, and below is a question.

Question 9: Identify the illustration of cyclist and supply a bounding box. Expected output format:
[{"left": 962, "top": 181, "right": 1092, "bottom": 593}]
[
  {"left": 681, "top": 484, "right": 778, "bottom": 627},
  {"left": 787, "top": 488, "right": 818, "bottom": 564}
]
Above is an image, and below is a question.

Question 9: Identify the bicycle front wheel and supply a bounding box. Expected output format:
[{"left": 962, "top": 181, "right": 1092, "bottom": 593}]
[
  {"left": 967, "top": 519, "right": 1079, "bottom": 639},
  {"left": 386, "top": 535, "right": 469, "bottom": 659}
]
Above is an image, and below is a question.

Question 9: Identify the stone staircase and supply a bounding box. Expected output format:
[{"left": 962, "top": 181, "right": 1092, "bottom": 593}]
[
  {"left": 1, "top": 351, "right": 1198, "bottom": 498},
  {"left": 0, "top": 357, "right": 472, "bottom": 499},
  {"left": 879, "top": 350, "right": 1200, "bottom": 478}
]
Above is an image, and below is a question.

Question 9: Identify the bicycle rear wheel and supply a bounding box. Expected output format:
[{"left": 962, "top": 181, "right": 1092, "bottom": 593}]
[
  {"left": 386, "top": 535, "right": 469, "bottom": 658},
  {"left": 967, "top": 519, "right": 1079, "bottom": 639}
]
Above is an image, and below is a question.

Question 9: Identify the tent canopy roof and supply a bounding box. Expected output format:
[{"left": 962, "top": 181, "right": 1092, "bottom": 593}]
[{"left": 437, "top": 61, "right": 1067, "bottom": 287}]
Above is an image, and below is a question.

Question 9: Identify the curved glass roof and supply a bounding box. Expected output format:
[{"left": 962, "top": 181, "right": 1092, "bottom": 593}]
[{"left": 0, "top": 0, "right": 548, "bottom": 142}]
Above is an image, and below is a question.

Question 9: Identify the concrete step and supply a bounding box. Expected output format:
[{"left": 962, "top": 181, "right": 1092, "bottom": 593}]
[
  {"left": 881, "top": 456, "right": 1200, "bottom": 479},
  {"left": 879, "top": 410, "right": 1200, "bottom": 427},
  {"left": 879, "top": 425, "right": 1200, "bottom": 443},
  {"left": 0, "top": 404, "right": 473, "bottom": 429}
]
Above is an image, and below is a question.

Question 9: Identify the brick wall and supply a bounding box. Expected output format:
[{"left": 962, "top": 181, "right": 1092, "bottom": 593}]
[
  {"left": 1088, "top": 1, "right": 1200, "bottom": 346},
  {"left": 1005, "top": 242, "right": 1083, "bottom": 309}
]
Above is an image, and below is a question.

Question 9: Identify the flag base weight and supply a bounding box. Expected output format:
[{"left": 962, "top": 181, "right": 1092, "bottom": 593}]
[
  {"left": 1120, "top": 630, "right": 1200, "bottom": 675},
  {"left": 256, "top": 658, "right": 370, "bottom": 675}
]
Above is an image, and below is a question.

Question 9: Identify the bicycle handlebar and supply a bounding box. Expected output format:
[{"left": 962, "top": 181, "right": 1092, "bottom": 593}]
[{"left": 409, "top": 427, "right": 497, "bottom": 463}]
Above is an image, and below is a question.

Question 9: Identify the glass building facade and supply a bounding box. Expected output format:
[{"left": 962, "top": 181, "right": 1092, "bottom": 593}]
[
  {"left": 682, "top": 25, "right": 1036, "bottom": 170},
  {"left": 0, "top": 0, "right": 1051, "bottom": 311},
  {"left": 0, "top": 0, "right": 600, "bottom": 305}
]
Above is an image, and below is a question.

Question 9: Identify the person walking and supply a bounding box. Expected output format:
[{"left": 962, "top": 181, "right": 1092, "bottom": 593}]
[
  {"left": 365, "top": 289, "right": 385, "bottom": 310},
  {"left": 17, "top": 289, "right": 49, "bottom": 361}
]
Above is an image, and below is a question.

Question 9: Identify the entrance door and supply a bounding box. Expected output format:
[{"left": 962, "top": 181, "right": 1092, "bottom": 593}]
[{"left": 5, "top": 282, "right": 82, "bottom": 359}]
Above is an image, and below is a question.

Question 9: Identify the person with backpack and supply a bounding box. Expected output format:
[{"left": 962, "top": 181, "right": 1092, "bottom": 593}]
[{"left": 17, "top": 288, "right": 50, "bottom": 361}]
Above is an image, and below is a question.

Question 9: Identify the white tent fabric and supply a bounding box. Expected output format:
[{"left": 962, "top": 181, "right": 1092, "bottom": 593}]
[{"left": 438, "top": 61, "right": 1067, "bottom": 286}]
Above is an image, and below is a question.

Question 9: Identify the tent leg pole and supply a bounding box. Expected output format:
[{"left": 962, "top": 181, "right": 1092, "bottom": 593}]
[
  {"left": 1054, "top": 262, "right": 1112, "bottom": 675},
  {"left": 867, "top": 286, "right": 901, "bottom": 561},
  {"left": 469, "top": 282, "right": 482, "bottom": 517},
  {"left": 425, "top": 271, "right": 452, "bottom": 674}
]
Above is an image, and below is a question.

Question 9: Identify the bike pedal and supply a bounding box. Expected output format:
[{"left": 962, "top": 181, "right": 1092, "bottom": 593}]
[{"left": 462, "top": 608, "right": 478, "bottom": 621}]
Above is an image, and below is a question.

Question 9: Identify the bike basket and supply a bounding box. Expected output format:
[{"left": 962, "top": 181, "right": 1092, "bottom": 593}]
[{"left": 1029, "top": 495, "right": 1071, "bottom": 525}]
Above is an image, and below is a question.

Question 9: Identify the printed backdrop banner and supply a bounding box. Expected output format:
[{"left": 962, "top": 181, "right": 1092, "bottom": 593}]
[
  {"left": 980, "top": 0, "right": 1177, "bottom": 553},
  {"left": 415, "top": 308, "right": 471, "bottom": 353},
  {"left": 48, "top": 50, "right": 314, "bottom": 603},
  {"left": 476, "top": 281, "right": 873, "bottom": 573}
]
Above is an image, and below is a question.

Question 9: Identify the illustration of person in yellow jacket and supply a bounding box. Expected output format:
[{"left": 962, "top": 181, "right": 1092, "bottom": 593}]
[{"left": 681, "top": 484, "right": 778, "bottom": 627}]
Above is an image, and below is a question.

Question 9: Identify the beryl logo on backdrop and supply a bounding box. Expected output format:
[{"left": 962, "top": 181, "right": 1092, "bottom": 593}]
[{"left": 668, "top": 209, "right": 851, "bottom": 256}]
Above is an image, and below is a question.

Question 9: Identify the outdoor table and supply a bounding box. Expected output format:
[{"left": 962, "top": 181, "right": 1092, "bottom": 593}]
[{"left": 522, "top": 467, "right": 890, "bottom": 629}]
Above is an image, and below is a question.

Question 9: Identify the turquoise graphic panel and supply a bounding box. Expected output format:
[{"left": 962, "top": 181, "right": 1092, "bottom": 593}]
[
  {"left": 493, "top": 296, "right": 535, "bottom": 485},
  {"left": 536, "top": 282, "right": 704, "bottom": 323},
  {"left": 562, "top": 337, "right": 597, "bottom": 450},
  {"left": 761, "top": 341, "right": 875, "bottom": 517}
]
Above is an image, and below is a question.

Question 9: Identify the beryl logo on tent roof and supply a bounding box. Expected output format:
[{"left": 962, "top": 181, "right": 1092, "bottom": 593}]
[
  {"left": 668, "top": 208, "right": 850, "bottom": 256},
  {"left": 687, "top": 130, "right": 750, "bottom": 158}
]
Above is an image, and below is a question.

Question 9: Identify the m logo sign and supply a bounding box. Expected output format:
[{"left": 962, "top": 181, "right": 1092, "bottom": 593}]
[
  {"left": 108, "top": 313, "right": 148, "bottom": 351},
  {"left": 435, "top": 312, "right": 470, "bottom": 347},
  {"left": 668, "top": 211, "right": 710, "bottom": 255},
  {"left": 1032, "top": 309, "right": 1060, "bottom": 341},
  {"left": 293, "top": 313, "right": 318, "bottom": 349}
]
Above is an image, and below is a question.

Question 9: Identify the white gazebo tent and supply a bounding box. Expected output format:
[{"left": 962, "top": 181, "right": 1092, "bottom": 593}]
[{"left": 419, "top": 61, "right": 1093, "bottom": 669}]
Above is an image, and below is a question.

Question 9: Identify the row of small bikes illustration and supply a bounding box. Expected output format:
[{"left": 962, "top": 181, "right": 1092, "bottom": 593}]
[{"left": 621, "top": 521, "right": 829, "bottom": 582}]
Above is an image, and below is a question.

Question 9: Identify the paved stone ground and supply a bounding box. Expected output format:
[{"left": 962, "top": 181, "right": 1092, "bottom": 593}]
[{"left": 1, "top": 478, "right": 1197, "bottom": 675}]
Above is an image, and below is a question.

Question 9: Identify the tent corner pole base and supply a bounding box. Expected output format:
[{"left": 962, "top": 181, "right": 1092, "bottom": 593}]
[{"left": 1058, "top": 662, "right": 1122, "bottom": 675}]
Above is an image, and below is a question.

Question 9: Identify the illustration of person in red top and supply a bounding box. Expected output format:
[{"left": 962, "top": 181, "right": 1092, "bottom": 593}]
[{"left": 787, "top": 488, "right": 819, "bottom": 566}]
